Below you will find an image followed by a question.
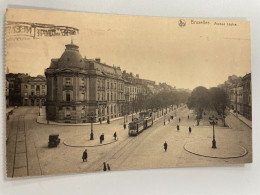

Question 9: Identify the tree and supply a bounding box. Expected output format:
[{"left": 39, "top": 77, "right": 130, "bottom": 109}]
[
  {"left": 187, "top": 86, "right": 210, "bottom": 119},
  {"left": 209, "top": 87, "right": 229, "bottom": 126}
]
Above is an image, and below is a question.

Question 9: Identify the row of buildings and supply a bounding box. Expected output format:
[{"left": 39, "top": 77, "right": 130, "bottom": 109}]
[
  {"left": 7, "top": 41, "right": 188, "bottom": 123},
  {"left": 6, "top": 73, "right": 47, "bottom": 107},
  {"left": 44, "top": 41, "right": 167, "bottom": 123},
  {"left": 226, "top": 73, "right": 252, "bottom": 120}
]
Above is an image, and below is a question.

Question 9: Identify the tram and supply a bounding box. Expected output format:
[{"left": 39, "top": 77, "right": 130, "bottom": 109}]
[{"left": 128, "top": 116, "right": 153, "bottom": 136}]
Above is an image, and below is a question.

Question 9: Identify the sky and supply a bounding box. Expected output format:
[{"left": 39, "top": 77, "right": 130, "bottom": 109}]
[{"left": 5, "top": 9, "right": 251, "bottom": 90}]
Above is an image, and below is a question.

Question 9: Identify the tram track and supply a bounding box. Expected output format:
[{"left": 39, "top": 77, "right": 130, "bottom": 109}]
[
  {"left": 87, "top": 114, "right": 168, "bottom": 172},
  {"left": 12, "top": 115, "right": 29, "bottom": 177}
]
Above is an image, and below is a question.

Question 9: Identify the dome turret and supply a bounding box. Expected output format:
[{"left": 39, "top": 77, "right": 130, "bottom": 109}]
[{"left": 57, "top": 41, "right": 84, "bottom": 69}]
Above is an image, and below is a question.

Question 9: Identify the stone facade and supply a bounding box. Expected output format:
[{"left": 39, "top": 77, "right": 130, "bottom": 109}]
[
  {"left": 21, "top": 75, "right": 47, "bottom": 106},
  {"left": 45, "top": 42, "right": 126, "bottom": 123},
  {"left": 45, "top": 42, "right": 159, "bottom": 123},
  {"left": 242, "top": 73, "right": 251, "bottom": 120}
]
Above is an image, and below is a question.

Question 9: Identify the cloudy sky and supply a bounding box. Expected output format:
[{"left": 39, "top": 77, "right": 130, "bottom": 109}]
[{"left": 6, "top": 9, "right": 251, "bottom": 90}]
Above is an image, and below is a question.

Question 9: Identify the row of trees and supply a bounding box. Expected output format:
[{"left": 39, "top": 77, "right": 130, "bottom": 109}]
[
  {"left": 129, "top": 89, "right": 190, "bottom": 114},
  {"left": 187, "top": 86, "right": 229, "bottom": 119}
]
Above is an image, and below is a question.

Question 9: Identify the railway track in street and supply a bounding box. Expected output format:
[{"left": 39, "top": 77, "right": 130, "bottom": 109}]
[{"left": 12, "top": 116, "right": 29, "bottom": 177}]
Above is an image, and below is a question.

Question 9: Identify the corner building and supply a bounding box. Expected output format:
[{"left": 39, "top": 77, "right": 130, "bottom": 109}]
[{"left": 45, "top": 42, "right": 125, "bottom": 123}]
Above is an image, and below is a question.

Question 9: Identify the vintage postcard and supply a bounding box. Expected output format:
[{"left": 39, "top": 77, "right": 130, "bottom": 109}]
[{"left": 5, "top": 8, "right": 251, "bottom": 177}]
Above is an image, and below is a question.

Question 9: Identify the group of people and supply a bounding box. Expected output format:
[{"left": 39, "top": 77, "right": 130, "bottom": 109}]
[
  {"left": 82, "top": 150, "right": 111, "bottom": 171},
  {"left": 82, "top": 131, "right": 118, "bottom": 163}
]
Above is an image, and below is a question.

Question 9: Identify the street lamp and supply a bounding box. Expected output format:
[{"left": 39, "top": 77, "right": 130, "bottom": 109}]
[
  {"left": 209, "top": 115, "right": 218, "bottom": 148},
  {"left": 88, "top": 112, "right": 96, "bottom": 140}
]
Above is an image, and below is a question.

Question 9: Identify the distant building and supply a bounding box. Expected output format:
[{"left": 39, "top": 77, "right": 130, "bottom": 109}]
[
  {"left": 21, "top": 75, "right": 47, "bottom": 106},
  {"left": 225, "top": 73, "right": 251, "bottom": 120},
  {"left": 6, "top": 73, "right": 47, "bottom": 107},
  {"left": 6, "top": 73, "right": 28, "bottom": 106},
  {"left": 242, "top": 73, "right": 251, "bottom": 120},
  {"left": 236, "top": 82, "right": 243, "bottom": 114}
]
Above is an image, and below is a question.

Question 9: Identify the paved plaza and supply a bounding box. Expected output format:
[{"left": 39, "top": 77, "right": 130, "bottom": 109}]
[{"left": 6, "top": 106, "right": 252, "bottom": 177}]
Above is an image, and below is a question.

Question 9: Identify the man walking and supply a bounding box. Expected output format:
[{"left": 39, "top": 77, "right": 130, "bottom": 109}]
[
  {"left": 189, "top": 126, "right": 192, "bottom": 134},
  {"left": 103, "top": 162, "right": 107, "bottom": 171},
  {"left": 107, "top": 163, "right": 111, "bottom": 171},
  {"left": 82, "top": 149, "right": 88, "bottom": 162},
  {"left": 177, "top": 124, "right": 180, "bottom": 131},
  {"left": 164, "top": 141, "right": 168, "bottom": 152},
  {"left": 179, "top": 117, "right": 181, "bottom": 123},
  {"left": 113, "top": 131, "right": 117, "bottom": 140}
]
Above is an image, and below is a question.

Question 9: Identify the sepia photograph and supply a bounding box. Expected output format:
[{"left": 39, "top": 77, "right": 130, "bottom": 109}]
[{"left": 5, "top": 8, "right": 252, "bottom": 178}]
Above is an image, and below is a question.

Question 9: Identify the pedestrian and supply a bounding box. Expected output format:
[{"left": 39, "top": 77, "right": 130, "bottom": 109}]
[
  {"left": 189, "top": 126, "right": 192, "bottom": 134},
  {"left": 100, "top": 135, "right": 102, "bottom": 144},
  {"left": 113, "top": 131, "right": 117, "bottom": 140},
  {"left": 107, "top": 163, "right": 111, "bottom": 171},
  {"left": 188, "top": 115, "right": 189, "bottom": 119},
  {"left": 168, "top": 117, "right": 170, "bottom": 123},
  {"left": 124, "top": 123, "right": 126, "bottom": 129},
  {"left": 163, "top": 141, "right": 168, "bottom": 152},
  {"left": 179, "top": 117, "right": 181, "bottom": 123},
  {"left": 177, "top": 124, "right": 180, "bottom": 131},
  {"left": 82, "top": 149, "right": 88, "bottom": 162},
  {"left": 103, "top": 162, "right": 107, "bottom": 171}
]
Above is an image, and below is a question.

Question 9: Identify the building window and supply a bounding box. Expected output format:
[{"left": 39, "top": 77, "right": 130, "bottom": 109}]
[
  {"left": 65, "top": 77, "right": 71, "bottom": 86},
  {"left": 25, "top": 85, "right": 27, "bottom": 89},
  {"left": 107, "top": 93, "right": 109, "bottom": 101},
  {"left": 42, "top": 85, "right": 45, "bottom": 89},
  {"left": 98, "top": 92, "right": 100, "bottom": 101},
  {"left": 31, "top": 92, "right": 34, "bottom": 96},
  {"left": 66, "top": 91, "right": 71, "bottom": 102},
  {"left": 107, "top": 81, "right": 109, "bottom": 89},
  {"left": 31, "top": 99, "right": 34, "bottom": 106},
  {"left": 114, "top": 93, "right": 116, "bottom": 100},
  {"left": 111, "top": 83, "right": 113, "bottom": 89},
  {"left": 42, "top": 91, "right": 45, "bottom": 95},
  {"left": 111, "top": 93, "right": 113, "bottom": 101},
  {"left": 111, "top": 106, "right": 113, "bottom": 113},
  {"left": 31, "top": 85, "right": 34, "bottom": 89}
]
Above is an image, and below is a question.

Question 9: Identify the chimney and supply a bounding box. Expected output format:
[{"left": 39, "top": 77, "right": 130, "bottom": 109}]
[
  {"left": 95, "top": 58, "right": 100, "bottom": 63},
  {"left": 123, "top": 70, "right": 126, "bottom": 74},
  {"left": 130, "top": 72, "right": 133, "bottom": 76},
  {"left": 136, "top": 74, "right": 139, "bottom": 78}
]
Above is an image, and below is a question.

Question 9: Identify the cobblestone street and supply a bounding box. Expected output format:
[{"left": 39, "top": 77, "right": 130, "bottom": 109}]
[{"left": 6, "top": 106, "right": 252, "bottom": 177}]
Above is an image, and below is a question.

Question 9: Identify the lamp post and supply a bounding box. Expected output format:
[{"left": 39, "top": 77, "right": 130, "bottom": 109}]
[
  {"left": 209, "top": 115, "right": 218, "bottom": 148},
  {"left": 88, "top": 112, "right": 95, "bottom": 140}
]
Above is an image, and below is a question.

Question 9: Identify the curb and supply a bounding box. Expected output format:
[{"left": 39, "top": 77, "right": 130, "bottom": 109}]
[
  {"left": 183, "top": 142, "right": 248, "bottom": 159},
  {"left": 63, "top": 139, "right": 118, "bottom": 148}
]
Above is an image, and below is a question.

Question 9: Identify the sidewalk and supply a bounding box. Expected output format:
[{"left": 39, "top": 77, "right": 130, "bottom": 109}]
[
  {"left": 37, "top": 107, "right": 139, "bottom": 126},
  {"left": 229, "top": 110, "right": 252, "bottom": 128},
  {"left": 37, "top": 106, "right": 179, "bottom": 126}
]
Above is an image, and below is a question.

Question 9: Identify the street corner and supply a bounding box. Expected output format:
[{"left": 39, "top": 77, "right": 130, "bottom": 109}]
[
  {"left": 183, "top": 139, "right": 248, "bottom": 159},
  {"left": 63, "top": 134, "right": 118, "bottom": 147}
]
